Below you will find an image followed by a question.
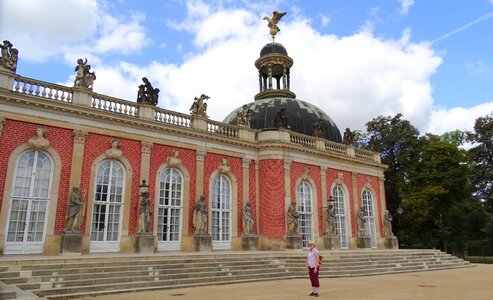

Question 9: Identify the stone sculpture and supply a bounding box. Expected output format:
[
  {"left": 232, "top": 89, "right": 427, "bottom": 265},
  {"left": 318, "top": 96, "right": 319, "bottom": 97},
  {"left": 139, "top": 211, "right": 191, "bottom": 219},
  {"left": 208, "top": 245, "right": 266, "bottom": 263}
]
[
  {"left": 243, "top": 202, "right": 254, "bottom": 235},
  {"left": 0, "top": 40, "right": 18, "bottom": 71},
  {"left": 138, "top": 191, "right": 151, "bottom": 233},
  {"left": 137, "top": 77, "right": 159, "bottom": 105},
  {"left": 383, "top": 210, "right": 394, "bottom": 237},
  {"left": 325, "top": 205, "right": 336, "bottom": 235},
  {"left": 193, "top": 195, "right": 208, "bottom": 234},
  {"left": 190, "top": 94, "right": 210, "bottom": 117},
  {"left": 74, "top": 58, "right": 96, "bottom": 89},
  {"left": 343, "top": 128, "right": 355, "bottom": 146},
  {"left": 65, "top": 187, "right": 85, "bottom": 232},
  {"left": 357, "top": 207, "right": 367, "bottom": 238},
  {"left": 286, "top": 201, "right": 300, "bottom": 234},
  {"left": 235, "top": 105, "right": 252, "bottom": 127}
]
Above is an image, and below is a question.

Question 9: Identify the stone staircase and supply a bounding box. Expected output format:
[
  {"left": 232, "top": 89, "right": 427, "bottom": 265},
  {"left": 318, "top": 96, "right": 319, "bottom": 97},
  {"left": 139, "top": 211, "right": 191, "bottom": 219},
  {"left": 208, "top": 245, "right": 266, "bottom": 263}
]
[{"left": 0, "top": 249, "right": 471, "bottom": 299}]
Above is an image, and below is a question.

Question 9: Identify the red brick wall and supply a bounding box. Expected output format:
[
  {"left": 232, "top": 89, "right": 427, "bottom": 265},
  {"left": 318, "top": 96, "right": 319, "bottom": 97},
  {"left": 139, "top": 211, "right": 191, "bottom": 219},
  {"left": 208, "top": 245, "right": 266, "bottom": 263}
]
[
  {"left": 0, "top": 119, "right": 73, "bottom": 235},
  {"left": 326, "top": 169, "right": 354, "bottom": 237},
  {"left": 79, "top": 134, "right": 141, "bottom": 235},
  {"left": 203, "top": 153, "right": 242, "bottom": 235},
  {"left": 290, "top": 162, "right": 323, "bottom": 235},
  {"left": 148, "top": 145, "right": 196, "bottom": 236},
  {"left": 258, "top": 159, "right": 285, "bottom": 237}
]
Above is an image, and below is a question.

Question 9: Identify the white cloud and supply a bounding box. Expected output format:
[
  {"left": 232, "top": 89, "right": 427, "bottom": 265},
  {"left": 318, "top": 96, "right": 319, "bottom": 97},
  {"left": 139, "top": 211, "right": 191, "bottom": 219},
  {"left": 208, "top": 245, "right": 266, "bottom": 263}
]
[
  {"left": 320, "top": 14, "right": 330, "bottom": 27},
  {"left": 465, "top": 61, "right": 489, "bottom": 76},
  {"left": 400, "top": 0, "right": 415, "bottom": 15},
  {"left": 0, "top": 0, "right": 149, "bottom": 63},
  {"left": 426, "top": 102, "right": 493, "bottom": 134}
]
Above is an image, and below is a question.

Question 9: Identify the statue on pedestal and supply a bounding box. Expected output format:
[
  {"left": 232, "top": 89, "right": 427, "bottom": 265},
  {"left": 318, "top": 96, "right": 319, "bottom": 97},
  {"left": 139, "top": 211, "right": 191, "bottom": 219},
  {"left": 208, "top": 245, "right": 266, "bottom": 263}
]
[
  {"left": 243, "top": 202, "right": 254, "bottom": 235},
  {"left": 0, "top": 40, "right": 18, "bottom": 71},
  {"left": 193, "top": 195, "right": 208, "bottom": 234},
  {"left": 325, "top": 204, "right": 336, "bottom": 235},
  {"left": 383, "top": 210, "right": 394, "bottom": 237},
  {"left": 74, "top": 58, "right": 96, "bottom": 89},
  {"left": 65, "top": 187, "right": 85, "bottom": 232},
  {"left": 138, "top": 191, "right": 151, "bottom": 233},
  {"left": 286, "top": 201, "right": 299, "bottom": 234},
  {"left": 190, "top": 94, "right": 210, "bottom": 117},
  {"left": 357, "top": 207, "right": 367, "bottom": 238},
  {"left": 137, "top": 77, "right": 159, "bottom": 105}
]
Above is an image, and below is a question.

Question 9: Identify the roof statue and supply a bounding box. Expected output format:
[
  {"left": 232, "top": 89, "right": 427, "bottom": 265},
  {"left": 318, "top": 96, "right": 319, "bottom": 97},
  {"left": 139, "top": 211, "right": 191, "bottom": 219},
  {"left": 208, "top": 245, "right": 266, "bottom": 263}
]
[{"left": 263, "top": 11, "right": 287, "bottom": 39}]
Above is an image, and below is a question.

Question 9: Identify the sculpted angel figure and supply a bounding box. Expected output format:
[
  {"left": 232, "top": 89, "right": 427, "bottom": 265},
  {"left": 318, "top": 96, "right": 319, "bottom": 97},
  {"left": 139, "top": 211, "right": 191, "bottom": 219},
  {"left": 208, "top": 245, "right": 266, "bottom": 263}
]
[
  {"left": 263, "top": 11, "right": 287, "bottom": 38},
  {"left": 74, "top": 58, "right": 96, "bottom": 89}
]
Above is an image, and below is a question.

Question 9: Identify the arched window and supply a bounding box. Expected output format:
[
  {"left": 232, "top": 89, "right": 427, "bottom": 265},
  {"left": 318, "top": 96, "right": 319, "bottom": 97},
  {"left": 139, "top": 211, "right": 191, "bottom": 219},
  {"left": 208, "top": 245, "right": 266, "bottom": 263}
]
[
  {"left": 90, "top": 159, "right": 125, "bottom": 253},
  {"left": 211, "top": 174, "right": 231, "bottom": 250},
  {"left": 331, "top": 185, "right": 348, "bottom": 249},
  {"left": 5, "top": 150, "right": 53, "bottom": 254},
  {"left": 157, "top": 168, "right": 183, "bottom": 251},
  {"left": 297, "top": 181, "right": 313, "bottom": 248},
  {"left": 362, "top": 189, "right": 377, "bottom": 249}
]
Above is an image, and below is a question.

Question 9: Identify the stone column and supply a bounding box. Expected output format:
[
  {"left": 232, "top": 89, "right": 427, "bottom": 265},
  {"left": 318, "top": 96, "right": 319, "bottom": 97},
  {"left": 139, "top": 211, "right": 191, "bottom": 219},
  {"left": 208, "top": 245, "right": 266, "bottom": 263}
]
[
  {"left": 241, "top": 158, "right": 258, "bottom": 250},
  {"left": 135, "top": 141, "right": 154, "bottom": 253},
  {"left": 195, "top": 151, "right": 205, "bottom": 198},
  {"left": 254, "top": 160, "right": 260, "bottom": 234},
  {"left": 350, "top": 171, "right": 359, "bottom": 249},
  {"left": 140, "top": 141, "right": 153, "bottom": 183},
  {"left": 0, "top": 117, "right": 5, "bottom": 138},
  {"left": 61, "top": 129, "right": 88, "bottom": 254}
]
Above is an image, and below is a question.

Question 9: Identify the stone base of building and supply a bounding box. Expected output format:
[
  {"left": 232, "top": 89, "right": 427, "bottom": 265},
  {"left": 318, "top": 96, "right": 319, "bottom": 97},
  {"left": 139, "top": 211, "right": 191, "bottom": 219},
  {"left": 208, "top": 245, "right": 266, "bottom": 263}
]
[
  {"left": 241, "top": 235, "right": 259, "bottom": 250},
  {"left": 285, "top": 234, "right": 302, "bottom": 249},
  {"left": 192, "top": 234, "right": 212, "bottom": 252},
  {"left": 357, "top": 237, "right": 371, "bottom": 249},
  {"left": 135, "top": 233, "right": 154, "bottom": 253},
  {"left": 61, "top": 232, "right": 82, "bottom": 254},
  {"left": 384, "top": 236, "right": 399, "bottom": 249},
  {"left": 323, "top": 234, "right": 340, "bottom": 250}
]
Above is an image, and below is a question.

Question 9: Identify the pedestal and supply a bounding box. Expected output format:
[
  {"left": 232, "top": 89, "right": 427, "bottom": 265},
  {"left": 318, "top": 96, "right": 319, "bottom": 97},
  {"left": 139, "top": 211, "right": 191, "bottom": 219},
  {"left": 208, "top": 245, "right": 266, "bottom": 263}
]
[
  {"left": 242, "top": 235, "right": 259, "bottom": 250},
  {"left": 193, "top": 234, "right": 212, "bottom": 251},
  {"left": 61, "top": 232, "right": 82, "bottom": 254},
  {"left": 323, "top": 234, "right": 340, "bottom": 250},
  {"left": 285, "top": 234, "right": 302, "bottom": 249},
  {"left": 384, "top": 236, "right": 399, "bottom": 249},
  {"left": 357, "top": 237, "right": 371, "bottom": 249},
  {"left": 136, "top": 233, "right": 154, "bottom": 253}
]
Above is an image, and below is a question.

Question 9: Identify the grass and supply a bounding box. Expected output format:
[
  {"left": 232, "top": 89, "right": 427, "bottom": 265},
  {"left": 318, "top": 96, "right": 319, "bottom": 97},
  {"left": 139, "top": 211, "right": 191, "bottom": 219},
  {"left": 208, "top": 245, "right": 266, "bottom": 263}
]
[{"left": 465, "top": 256, "right": 493, "bottom": 264}]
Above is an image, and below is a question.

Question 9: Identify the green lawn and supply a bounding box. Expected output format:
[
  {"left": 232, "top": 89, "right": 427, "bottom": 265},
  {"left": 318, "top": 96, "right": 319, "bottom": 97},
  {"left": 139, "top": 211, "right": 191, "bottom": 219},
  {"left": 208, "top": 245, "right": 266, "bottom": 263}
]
[{"left": 465, "top": 256, "right": 493, "bottom": 264}]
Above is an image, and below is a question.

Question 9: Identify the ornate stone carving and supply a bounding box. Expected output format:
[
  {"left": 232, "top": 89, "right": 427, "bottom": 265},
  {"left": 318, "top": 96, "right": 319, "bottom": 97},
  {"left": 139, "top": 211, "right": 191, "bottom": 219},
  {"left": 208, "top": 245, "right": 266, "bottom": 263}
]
[
  {"left": 0, "top": 117, "right": 5, "bottom": 137},
  {"left": 105, "top": 139, "right": 122, "bottom": 159},
  {"left": 64, "top": 187, "right": 85, "bottom": 233},
  {"left": 72, "top": 130, "right": 88, "bottom": 144},
  {"left": 343, "top": 128, "right": 355, "bottom": 146},
  {"left": 141, "top": 141, "right": 153, "bottom": 154},
  {"left": 193, "top": 195, "right": 208, "bottom": 234},
  {"left": 243, "top": 201, "right": 254, "bottom": 235},
  {"left": 383, "top": 210, "right": 394, "bottom": 237},
  {"left": 137, "top": 77, "right": 159, "bottom": 106},
  {"left": 218, "top": 157, "right": 231, "bottom": 174},
  {"left": 335, "top": 173, "right": 344, "bottom": 185},
  {"left": 0, "top": 40, "right": 18, "bottom": 72},
  {"left": 235, "top": 105, "right": 252, "bottom": 127},
  {"left": 73, "top": 58, "right": 96, "bottom": 89},
  {"left": 286, "top": 201, "right": 299, "bottom": 234},
  {"left": 28, "top": 127, "right": 50, "bottom": 150},
  {"left": 283, "top": 160, "right": 291, "bottom": 170},
  {"left": 196, "top": 151, "right": 205, "bottom": 162},
  {"left": 312, "top": 119, "right": 325, "bottom": 138},
  {"left": 166, "top": 150, "right": 182, "bottom": 168},
  {"left": 301, "top": 167, "right": 310, "bottom": 181},
  {"left": 190, "top": 94, "right": 210, "bottom": 118},
  {"left": 364, "top": 177, "right": 373, "bottom": 189},
  {"left": 274, "top": 108, "right": 289, "bottom": 128},
  {"left": 263, "top": 11, "right": 287, "bottom": 39},
  {"left": 357, "top": 207, "right": 368, "bottom": 238},
  {"left": 138, "top": 190, "right": 151, "bottom": 233},
  {"left": 242, "top": 158, "right": 250, "bottom": 169},
  {"left": 324, "top": 204, "right": 336, "bottom": 235}
]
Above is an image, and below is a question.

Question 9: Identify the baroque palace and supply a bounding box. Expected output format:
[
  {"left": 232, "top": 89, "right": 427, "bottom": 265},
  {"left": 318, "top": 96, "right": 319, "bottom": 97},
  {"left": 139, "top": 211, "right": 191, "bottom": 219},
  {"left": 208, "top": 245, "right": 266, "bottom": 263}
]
[{"left": 0, "top": 14, "right": 396, "bottom": 256}]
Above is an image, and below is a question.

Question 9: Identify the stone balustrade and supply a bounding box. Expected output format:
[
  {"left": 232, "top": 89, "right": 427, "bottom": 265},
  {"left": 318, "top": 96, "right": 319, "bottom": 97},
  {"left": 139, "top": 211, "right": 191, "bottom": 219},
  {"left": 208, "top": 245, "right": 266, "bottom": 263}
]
[
  {"left": 0, "top": 72, "right": 382, "bottom": 164},
  {"left": 13, "top": 75, "right": 72, "bottom": 103}
]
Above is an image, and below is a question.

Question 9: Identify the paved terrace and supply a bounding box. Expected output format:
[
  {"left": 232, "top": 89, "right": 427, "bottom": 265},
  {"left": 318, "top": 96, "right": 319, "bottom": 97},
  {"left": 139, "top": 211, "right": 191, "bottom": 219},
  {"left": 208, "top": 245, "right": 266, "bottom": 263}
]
[{"left": 78, "top": 263, "right": 493, "bottom": 300}]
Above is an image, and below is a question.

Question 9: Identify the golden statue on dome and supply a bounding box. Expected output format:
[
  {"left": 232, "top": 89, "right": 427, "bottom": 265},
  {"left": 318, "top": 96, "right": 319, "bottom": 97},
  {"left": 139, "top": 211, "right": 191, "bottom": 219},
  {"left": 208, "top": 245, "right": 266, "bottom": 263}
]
[{"left": 263, "top": 11, "right": 287, "bottom": 39}]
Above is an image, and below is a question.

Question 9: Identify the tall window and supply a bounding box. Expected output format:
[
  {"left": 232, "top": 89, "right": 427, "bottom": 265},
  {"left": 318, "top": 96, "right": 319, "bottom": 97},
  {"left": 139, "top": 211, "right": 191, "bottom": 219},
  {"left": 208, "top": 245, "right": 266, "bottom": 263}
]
[
  {"left": 362, "top": 189, "right": 377, "bottom": 249},
  {"left": 157, "top": 168, "right": 183, "bottom": 250},
  {"left": 331, "top": 185, "right": 348, "bottom": 249},
  {"left": 297, "top": 181, "right": 313, "bottom": 248},
  {"left": 211, "top": 174, "right": 231, "bottom": 250},
  {"left": 5, "top": 150, "right": 52, "bottom": 254},
  {"left": 90, "top": 160, "right": 124, "bottom": 252}
]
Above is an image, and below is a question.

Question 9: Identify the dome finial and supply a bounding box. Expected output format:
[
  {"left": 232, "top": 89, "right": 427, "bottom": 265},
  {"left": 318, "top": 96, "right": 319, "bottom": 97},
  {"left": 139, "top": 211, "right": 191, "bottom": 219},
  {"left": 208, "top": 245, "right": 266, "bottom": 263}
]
[{"left": 263, "top": 11, "right": 287, "bottom": 40}]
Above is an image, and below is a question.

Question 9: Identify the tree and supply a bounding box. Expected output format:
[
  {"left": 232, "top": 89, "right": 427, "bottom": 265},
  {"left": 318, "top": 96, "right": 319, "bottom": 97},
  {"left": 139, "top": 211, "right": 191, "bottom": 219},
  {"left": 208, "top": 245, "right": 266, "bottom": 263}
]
[{"left": 467, "top": 113, "right": 493, "bottom": 211}]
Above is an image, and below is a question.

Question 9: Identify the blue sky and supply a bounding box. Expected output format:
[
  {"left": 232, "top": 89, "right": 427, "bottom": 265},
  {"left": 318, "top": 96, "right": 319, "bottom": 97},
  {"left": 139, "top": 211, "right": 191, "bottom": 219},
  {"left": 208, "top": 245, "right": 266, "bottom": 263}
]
[{"left": 1, "top": 0, "right": 493, "bottom": 135}]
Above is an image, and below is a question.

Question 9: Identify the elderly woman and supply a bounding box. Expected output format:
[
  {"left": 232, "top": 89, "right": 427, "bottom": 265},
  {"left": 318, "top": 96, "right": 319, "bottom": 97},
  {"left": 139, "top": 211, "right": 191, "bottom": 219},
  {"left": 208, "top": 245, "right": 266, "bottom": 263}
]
[{"left": 306, "top": 240, "right": 321, "bottom": 297}]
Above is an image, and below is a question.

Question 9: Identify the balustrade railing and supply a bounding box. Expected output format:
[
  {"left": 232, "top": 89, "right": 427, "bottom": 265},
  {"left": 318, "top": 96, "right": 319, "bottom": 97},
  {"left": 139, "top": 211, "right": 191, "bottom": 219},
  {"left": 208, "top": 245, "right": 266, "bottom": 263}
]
[
  {"left": 91, "top": 93, "right": 139, "bottom": 116},
  {"left": 207, "top": 120, "right": 239, "bottom": 138},
  {"left": 355, "top": 148, "right": 375, "bottom": 162},
  {"left": 155, "top": 108, "right": 191, "bottom": 128},
  {"left": 325, "top": 140, "right": 347, "bottom": 154},
  {"left": 12, "top": 75, "right": 72, "bottom": 103},
  {"left": 290, "top": 132, "right": 316, "bottom": 148}
]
